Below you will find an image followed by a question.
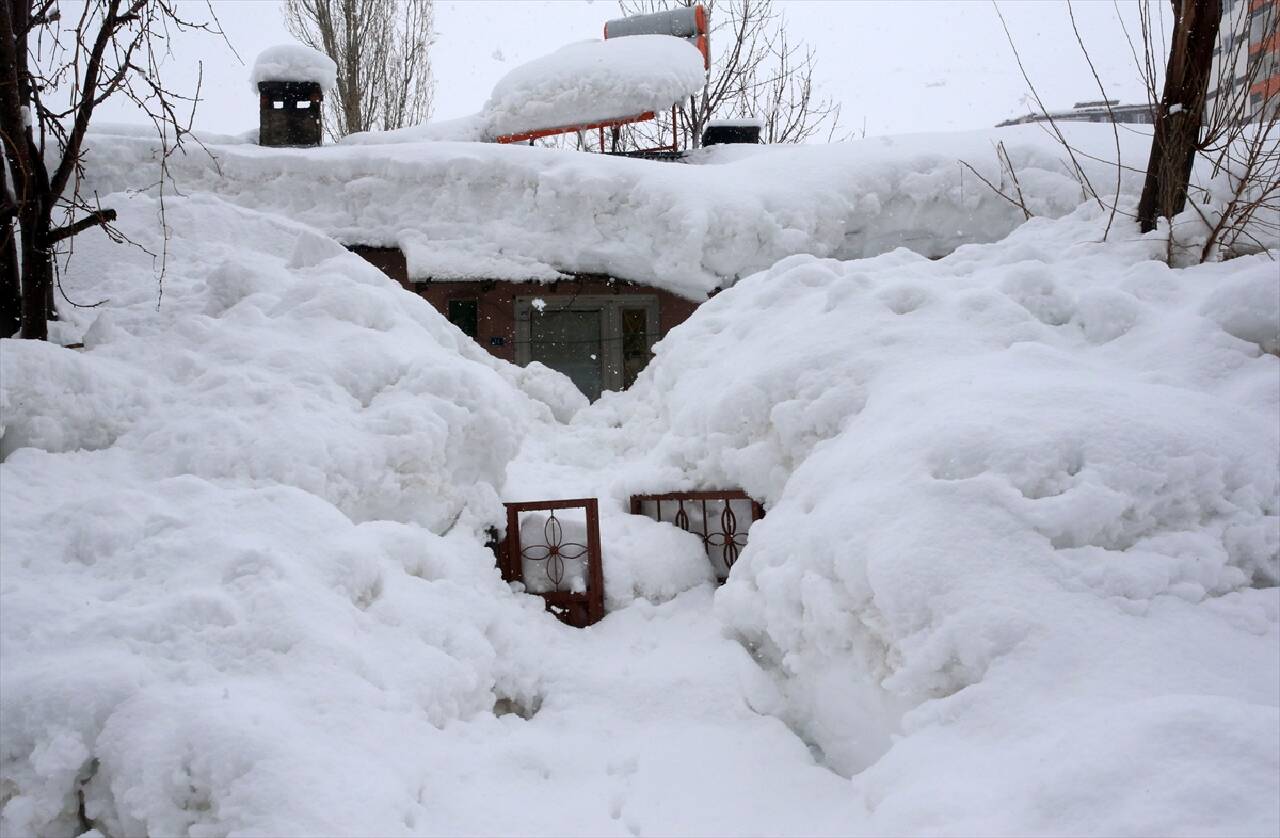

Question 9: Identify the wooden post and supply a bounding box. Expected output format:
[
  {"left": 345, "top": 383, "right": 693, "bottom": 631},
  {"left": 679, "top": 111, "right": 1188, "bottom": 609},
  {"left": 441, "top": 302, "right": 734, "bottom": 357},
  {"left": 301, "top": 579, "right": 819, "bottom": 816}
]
[
  {"left": 504, "top": 504, "right": 521, "bottom": 582},
  {"left": 584, "top": 498, "right": 605, "bottom": 625}
]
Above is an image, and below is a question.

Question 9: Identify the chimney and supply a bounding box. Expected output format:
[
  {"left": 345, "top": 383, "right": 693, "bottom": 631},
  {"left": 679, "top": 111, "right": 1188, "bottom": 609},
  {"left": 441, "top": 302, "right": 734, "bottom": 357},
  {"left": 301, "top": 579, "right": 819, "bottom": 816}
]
[
  {"left": 702, "top": 118, "right": 763, "bottom": 146},
  {"left": 258, "top": 81, "right": 323, "bottom": 148},
  {"left": 251, "top": 44, "right": 336, "bottom": 148}
]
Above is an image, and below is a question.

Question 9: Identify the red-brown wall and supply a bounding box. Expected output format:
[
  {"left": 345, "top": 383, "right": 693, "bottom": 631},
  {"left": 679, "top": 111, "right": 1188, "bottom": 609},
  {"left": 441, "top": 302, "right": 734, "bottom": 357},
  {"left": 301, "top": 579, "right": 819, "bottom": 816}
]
[{"left": 348, "top": 246, "right": 702, "bottom": 364}]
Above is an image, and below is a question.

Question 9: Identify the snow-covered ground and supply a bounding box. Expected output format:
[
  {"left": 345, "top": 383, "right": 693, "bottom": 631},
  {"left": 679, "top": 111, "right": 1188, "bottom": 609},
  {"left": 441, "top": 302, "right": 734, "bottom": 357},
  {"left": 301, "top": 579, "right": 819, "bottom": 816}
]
[{"left": 2, "top": 128, "right": 1277, "bottom": 836}]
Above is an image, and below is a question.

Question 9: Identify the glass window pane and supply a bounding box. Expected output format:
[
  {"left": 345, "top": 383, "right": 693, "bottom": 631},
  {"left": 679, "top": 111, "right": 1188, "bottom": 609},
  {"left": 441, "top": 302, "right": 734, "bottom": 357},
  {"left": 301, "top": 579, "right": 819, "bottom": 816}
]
[
  {"left": 621, "top": 307, "right": 650, "bottom": 389},
  {"left": 448, "top": 299, "right": 478, "bottom": 339},
  {"left": 531, "top": 309, "right": 603, "bottom": 400}
]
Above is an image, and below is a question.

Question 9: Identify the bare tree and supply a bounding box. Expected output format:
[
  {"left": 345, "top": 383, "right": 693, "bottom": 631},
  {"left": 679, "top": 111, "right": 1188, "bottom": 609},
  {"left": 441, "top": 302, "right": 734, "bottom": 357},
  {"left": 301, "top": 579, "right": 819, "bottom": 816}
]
[
  {"left": 1119, "top": 0, "right": 1278, "bottom": 257},
  {"left": 0, "top": 0, "right": 220, "bottom": 340},
  {"left": 615, "top": 0, "right": 842, "bottom": 150},
  {"left": 284, "top": 0, "right": 434, "bottom": 139},
  {"left": 1190, "top": 0, "right": 1279, "bottom": 259},
  {"left": 980, "top": 0, "right": 1277, "bottom": 264},
  {"left": 1135, "top": 0, "right": 1221, "bottom": 232}
]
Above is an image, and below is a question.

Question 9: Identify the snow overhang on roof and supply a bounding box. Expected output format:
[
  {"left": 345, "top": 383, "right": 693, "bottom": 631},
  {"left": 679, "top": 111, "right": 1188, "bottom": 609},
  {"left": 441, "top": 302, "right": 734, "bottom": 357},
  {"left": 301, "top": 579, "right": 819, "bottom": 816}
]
[{"left": 79, "top": 123, "right": 1158, "bottom": 300}]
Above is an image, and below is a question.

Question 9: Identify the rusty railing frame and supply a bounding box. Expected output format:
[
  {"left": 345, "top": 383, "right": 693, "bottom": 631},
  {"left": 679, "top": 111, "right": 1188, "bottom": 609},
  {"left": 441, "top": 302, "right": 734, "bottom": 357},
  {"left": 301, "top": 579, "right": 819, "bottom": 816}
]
[
  {"left": 503, "top": 498, "right": 605, "bottom": 627},
  {"left": 628, "top": 489, "right": 764, "bottom": 581}
]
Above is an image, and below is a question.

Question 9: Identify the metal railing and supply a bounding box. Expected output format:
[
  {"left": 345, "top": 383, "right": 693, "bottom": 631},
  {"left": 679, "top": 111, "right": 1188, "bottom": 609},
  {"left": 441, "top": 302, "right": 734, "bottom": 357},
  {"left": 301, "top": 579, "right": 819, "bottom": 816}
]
[
  {"left": 502, "top": 498, "right": 605, "bottom": 627},
  {"left": 628, "top": 490, "right": 765, "bottom": 582}
]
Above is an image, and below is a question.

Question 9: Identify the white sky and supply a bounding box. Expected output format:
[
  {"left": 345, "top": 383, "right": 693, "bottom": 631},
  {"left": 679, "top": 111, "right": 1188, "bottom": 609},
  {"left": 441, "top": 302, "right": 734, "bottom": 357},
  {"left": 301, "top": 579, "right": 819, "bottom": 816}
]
[{"left": 96, "top": 0, "right": 1167, "bottom": 139}]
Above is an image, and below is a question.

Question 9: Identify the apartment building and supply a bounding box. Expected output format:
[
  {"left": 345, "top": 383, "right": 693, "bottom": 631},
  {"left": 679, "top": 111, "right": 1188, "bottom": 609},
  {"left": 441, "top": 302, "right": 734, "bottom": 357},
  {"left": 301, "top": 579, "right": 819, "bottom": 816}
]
[
  {"left": 996, "top": 100, "right": 1156, "bottom": 127},
  {"left": 1208, "top": 0, "right": 1279, "bottom": 120}
]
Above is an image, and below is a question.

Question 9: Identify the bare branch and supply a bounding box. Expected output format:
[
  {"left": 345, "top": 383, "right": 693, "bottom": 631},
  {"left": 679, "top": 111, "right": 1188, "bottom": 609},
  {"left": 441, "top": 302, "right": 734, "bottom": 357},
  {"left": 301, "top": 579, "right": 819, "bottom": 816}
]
[{"left": 45, "top": 207, "right": 117, "bottom": 244}]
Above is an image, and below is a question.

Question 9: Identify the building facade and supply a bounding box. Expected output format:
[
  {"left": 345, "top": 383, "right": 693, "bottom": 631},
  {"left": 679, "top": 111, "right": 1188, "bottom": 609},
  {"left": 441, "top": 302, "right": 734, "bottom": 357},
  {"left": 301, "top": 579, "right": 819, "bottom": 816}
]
[
  {"left": 996, "top": 100, "right": 1156, "bottom": 128},
  {"left": 349, "top": 247, "right": 702, "bottom": 401},
  {"left": 1208, "top": 0, "right": 1279, "bottom": 120}
]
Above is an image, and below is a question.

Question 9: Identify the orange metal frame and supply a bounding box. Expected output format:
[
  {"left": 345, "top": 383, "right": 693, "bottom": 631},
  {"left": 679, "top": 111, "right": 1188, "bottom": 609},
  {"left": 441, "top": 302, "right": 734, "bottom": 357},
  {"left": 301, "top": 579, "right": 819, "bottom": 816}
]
[
  {"left": 495, "top": 111, "right": 656, "bottom": 145},
  {"left": 495, "top": 105, "right": 682, "bottom": 153}
]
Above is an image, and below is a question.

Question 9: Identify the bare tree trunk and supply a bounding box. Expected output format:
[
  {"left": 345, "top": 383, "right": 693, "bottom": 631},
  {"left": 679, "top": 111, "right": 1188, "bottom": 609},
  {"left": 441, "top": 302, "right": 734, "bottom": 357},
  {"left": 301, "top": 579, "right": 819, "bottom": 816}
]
[
  {"left": 0, "top": 0, "right": 50, "bottom": 339},
  {"left": 18, "top": 219, "right": 50, "bottom": 340},
  {"left": 0, "top": 233, "right": 17, "bottom": 338},
  {"left": 1137, "top": 0, "right": 1221, "bottom": 233},
  {"left": 0, "top": 153, "right": 20, "bottom": 338}
]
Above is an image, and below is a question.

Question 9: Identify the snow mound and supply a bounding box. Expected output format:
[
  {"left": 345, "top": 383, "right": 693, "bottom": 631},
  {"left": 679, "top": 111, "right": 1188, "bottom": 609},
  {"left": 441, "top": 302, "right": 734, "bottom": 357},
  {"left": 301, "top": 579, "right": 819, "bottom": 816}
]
[
  {"left": 250, "top": 43, "right": 337, "bottom": 92},
  {"left": 0, "top": 194, "right": 573, "bottom": 836},
  {"left": 483, "top": 35, "right": 706, "bottom": 138},
  {"left": 342, "top": 112, "right": 488, "bottom": 144},
  {"left": 582, "top": 205, "right": 1280, "bottom": 833}
]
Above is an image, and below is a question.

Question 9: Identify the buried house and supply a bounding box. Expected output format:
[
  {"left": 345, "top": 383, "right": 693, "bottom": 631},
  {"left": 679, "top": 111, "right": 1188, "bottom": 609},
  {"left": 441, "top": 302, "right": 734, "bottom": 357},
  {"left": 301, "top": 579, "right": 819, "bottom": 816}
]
[
  {"left": 248, "top": 11, "right": 737, "bottom": 401},
  {"left": 347, "top": 247, "right": 705, "bottom": 401},
  {"left": 196, "top": 22, "right": 1121, "bottom": 404}
]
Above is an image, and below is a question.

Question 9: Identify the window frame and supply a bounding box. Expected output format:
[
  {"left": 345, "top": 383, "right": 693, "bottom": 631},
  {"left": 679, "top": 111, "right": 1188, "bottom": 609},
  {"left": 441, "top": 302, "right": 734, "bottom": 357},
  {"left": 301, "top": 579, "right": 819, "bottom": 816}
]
[
  {"left": 514, "top": 293, "right": 659, "bottom": 396},
  {"left": 447, "top": 298, "right": 480, "bottom": 339}
]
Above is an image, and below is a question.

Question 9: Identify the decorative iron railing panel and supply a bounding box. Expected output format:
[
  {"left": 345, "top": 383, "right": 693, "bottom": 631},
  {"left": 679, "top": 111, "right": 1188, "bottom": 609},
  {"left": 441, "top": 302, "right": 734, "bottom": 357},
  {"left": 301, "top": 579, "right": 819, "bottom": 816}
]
[
  {"left": 502, "top": 498, "right": 605, "bottom": 628},
  {"left": 628, "top": 490, "right": 764, "bottom": 582}
]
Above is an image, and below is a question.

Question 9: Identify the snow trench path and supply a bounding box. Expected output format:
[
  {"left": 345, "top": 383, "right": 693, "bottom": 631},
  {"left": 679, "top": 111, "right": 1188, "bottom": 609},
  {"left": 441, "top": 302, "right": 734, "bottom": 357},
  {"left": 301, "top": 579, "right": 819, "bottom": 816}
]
[
  {"left": 423, "top": 590, "right": 865, "bottom": 837},
  {"left": 433, "top": 424, "right": 868, "bottom": 837}
]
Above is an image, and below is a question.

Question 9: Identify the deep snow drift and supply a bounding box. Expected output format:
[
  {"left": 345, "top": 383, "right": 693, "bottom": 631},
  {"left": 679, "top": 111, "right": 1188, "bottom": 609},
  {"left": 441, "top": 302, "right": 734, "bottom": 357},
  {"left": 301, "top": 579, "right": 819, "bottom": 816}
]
[
  {"left": 0, "top": 195, "right": 577, "bottom": 835},
  {"left": 574, "top": 202, "right": 1280, "bottom": 834},
  {"left": 2, "top": 125, "right": 1278, "bottom": 837}
]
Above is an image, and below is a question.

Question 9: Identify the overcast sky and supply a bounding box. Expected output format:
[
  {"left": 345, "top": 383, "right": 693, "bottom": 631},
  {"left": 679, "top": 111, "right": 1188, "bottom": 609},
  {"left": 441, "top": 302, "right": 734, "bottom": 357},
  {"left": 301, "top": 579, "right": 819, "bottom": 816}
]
[{"left": 96, "top": 0, "right": 1168, "bottom": 139}]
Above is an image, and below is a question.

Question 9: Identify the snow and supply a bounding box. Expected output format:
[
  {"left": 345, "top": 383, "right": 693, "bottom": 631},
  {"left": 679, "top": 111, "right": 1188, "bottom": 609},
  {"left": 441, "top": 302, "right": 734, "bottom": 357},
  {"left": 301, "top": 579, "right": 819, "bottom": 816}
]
[
  {"left": 250, "top": 44, "right": 337, "bottom": 93},
  {"left": 80, "top": 123, "right": 1166, "bottom": 300},
  {"left": 566, "top": 202, "right": 1280, "bottom": 833},
  {"left": 705, "top": 116, "right": 765, "bottom": 129},
  {"left": 341, "top": 36, "right": 705, "bottom": 144},
  {"left": 3, "top": 120, "right": 1278, "bottom": 835},
  {"left": 342, "top": 112, "right": 488, "bottom": 145},
  {"left": 0, "top": 195, "right": 578, "bottom": 835},
  {"left": 483, "top": 36, "right": 706, "bottom": 138}
]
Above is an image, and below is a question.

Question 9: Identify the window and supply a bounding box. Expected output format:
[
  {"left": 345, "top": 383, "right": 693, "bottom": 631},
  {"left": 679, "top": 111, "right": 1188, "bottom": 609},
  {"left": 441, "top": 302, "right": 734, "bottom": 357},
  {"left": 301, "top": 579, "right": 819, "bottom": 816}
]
[
  {"left": 621, "top": 308, "right": 650, "bottom": 389},
  {"left": 447, "top": 299, "right": 479, "bottom": 339},
  {"left": 296, "top": 100, "right": 311, "bottom": 109},
  {"left": 514, "top": 294, "right": 659, "bottom": 400},
  {"left": 1251, "top": 6, "right": 1274, "bottom": 43}
]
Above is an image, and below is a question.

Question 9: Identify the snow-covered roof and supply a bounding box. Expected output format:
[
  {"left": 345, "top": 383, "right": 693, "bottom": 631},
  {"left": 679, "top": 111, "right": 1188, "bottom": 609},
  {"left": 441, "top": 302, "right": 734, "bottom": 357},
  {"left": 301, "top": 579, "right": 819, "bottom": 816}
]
[
  {"left": 484, "top": 36, "right": 706, "bottom": 138},
  {"left": 80, "top": 124, "right": 1156, "bottom": 301},
  {"left": 250, "top": 44, "right": 338, "bottom": 93}
]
